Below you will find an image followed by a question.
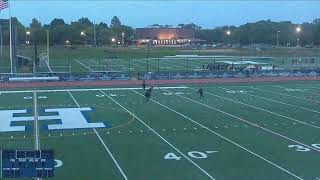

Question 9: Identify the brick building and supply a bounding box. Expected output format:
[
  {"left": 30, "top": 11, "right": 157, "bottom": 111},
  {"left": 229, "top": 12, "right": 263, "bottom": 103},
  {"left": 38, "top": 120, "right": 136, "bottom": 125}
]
[{"left": 136, "top": 26, "right": 195, "bottom": 46}]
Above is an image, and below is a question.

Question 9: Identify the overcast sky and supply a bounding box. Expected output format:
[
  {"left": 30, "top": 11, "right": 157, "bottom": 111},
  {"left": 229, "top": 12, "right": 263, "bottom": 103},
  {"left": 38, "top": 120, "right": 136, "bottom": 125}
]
[{"left": 0, "top": 1, "right": 319, "bottom": 28}]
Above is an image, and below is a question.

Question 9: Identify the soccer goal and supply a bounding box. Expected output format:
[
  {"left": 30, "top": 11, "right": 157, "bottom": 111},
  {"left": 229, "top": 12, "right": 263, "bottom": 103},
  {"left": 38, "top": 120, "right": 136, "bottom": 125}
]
[{"left": 37, "top": 54, "right": 71, "bottom": 74}]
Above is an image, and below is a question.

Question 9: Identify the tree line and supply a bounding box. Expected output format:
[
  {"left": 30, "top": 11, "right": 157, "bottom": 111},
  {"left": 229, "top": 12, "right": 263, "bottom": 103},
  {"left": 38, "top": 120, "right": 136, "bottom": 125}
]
[
  {"left": 196, "top": 19, "right": 320, "bottom": 46},
  {"left": 0, "top": 16, "right": 134, "bottom": 46},
  {"left": 0, "top": 16, "right": 320, "bottom": 46}
]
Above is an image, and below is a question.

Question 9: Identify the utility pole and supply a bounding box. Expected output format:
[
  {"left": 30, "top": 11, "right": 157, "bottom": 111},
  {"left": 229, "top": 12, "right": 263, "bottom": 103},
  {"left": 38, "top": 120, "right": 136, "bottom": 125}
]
[
  {"left": 0, "top": 22, "right": 2, "bottom": 57},
  {"left": 14, "top": 26, "right": 17, "bottom": 73},
  {"left": 146, "top": 42, "right": 150, "bottom": 72},
  {"left": 296, "top": 27, "right": 301, "bottom": 47},
  {"left": 47, "top": 29, "right": 50, "bottom": 66},
  {"left": 9, "top": 2, "right": 13, "bottom": 74},
  {"left": 93, "top": 22, "right": 97, "bottom": 47},
  {"left": 121, "top": 32, "right": 125, "bottom": 47},
  {"left": 276, "top": 31, "right": 280, "bottom": 47}
]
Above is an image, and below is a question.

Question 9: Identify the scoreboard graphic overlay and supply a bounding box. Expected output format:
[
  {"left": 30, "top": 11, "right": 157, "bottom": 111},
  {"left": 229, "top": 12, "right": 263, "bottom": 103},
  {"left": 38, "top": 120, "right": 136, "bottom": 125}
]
[{"left": 1, "top": 150, "right": 55, "bottom": 178}]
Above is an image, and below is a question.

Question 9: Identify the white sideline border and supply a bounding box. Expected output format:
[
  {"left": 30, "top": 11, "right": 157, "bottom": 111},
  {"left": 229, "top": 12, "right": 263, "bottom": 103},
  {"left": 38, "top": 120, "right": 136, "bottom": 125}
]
[
  {"left": 131, "top": 89, "right": 304, "bottom": 180},
  {"left": 0, "top": 86, "right": 188, "bottom": 94},
  {"left": 67, "top": 90, "right": 129, "bottom": 180}
]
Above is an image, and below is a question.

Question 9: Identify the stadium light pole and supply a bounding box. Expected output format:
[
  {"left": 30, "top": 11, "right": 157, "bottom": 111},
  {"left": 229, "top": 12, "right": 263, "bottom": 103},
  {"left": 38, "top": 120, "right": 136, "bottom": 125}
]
[
  {"left": 296, "top": 27, "right": 301, "bottom": 47},
  {"left": 111, "top": 37, "right": 116, "bottom": 45},
  {"left": 225, "top": 30, "right": 231, "bottom": 45},
  {"left": 26, "top": 31, "right": 31, "bottom": 45},
  {"left": 111, "top": 37, "right": 117, "bottom": 58},
  {"left": 276, "top": 31, "right": 280, "bottom": 47},
  {"left": 121, "top": 32, "right": 125, "bottom": 47},
  {"left": 146, "top": 41, "right": 151, "bottom": 72},
  {"left": 80, "top": 31, "right": 86, "bottom": 46}
]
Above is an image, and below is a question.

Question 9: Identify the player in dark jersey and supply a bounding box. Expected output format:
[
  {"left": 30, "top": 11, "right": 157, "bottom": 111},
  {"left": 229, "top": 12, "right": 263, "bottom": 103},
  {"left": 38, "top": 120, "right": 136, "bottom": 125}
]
[
  {"left": 145, "top": 87, "right": 153, "bottom": 103},
  {"left": 142, "top": 80, "right": 146, "bottom": 90},
  {"left": 148, "top": 86, "right": 153, "bottom": 92},
  {"left": 197, "top": 88, "right": 204, "bottom": 99},
  {"left": 309, "top": 95, "right": 315, "bottom": 102}
]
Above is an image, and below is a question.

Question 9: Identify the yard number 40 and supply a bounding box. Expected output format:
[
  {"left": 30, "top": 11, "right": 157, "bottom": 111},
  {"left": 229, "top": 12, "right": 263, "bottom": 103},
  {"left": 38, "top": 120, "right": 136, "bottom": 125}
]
[{"left": 164, "top": 151, "right": 218, "bottom": 160}]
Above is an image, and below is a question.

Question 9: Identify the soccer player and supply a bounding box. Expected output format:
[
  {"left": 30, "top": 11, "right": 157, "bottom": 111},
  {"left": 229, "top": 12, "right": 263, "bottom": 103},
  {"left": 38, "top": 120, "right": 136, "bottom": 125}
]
[
  {"left": 309, "top": 95, "right": 315, "bottom": 102},
  {"left": 142, "top": 80, "right": 146, "bottom": 90},
  {"left": 197, "top": 88, "right": 204, "bottom": 99},
  {"left": 145, "top": 87, "right": 153, "bottom": 103},
  {"left": 147, "top": 86, "right": 153, "bottom": 93}
]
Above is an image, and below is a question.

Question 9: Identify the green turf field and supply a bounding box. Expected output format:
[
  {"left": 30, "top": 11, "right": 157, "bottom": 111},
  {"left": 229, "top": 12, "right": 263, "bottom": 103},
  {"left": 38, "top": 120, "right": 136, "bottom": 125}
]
[{"left": 1, "top": 81, "right": 320, "bottom": 179}]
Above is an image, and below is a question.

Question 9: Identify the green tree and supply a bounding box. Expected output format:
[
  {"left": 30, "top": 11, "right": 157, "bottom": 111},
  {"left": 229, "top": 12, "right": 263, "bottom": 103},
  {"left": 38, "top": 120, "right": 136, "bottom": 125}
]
[
  {"left": 48, "top": 18, "right": 68, "bottom": 45},
  {"left": 30, "top": 18, "right": 46, "bottom": 45},
  {"left": 110, "top": 16, "right": 121, "bottom": 28}
]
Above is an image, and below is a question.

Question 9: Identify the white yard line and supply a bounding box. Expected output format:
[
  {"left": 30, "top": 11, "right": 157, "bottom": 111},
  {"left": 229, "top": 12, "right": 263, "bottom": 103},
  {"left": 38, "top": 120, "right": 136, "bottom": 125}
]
[
  {"left": 161, "top": 89, "right": 320, "bottom": 153},
  {"left": 0, "top": 86, "right": 188, "bottom": 94},
  {"left": 295, "top": 84, "right": 320, "bottom": 91},
  {"left": 33, "top": 90, "right": 40, "bottom": 150},
  {"left": 67, "top": 91, "right": 128, "bottom": 180},
  {"left": 249, "top": 87, "right": 320, "bottom": 103},
  {"left": 233, "top": 89, "right": 320, "bottom": 115},
  {"left": 274, "top": 85, "right": 320, "bottom": 96},
  {"left": 277, "top": 84, "right": 320, "bottom": 96},
  {"left": 68, "top": 91, "right": 80, "bottom": 107},
  {"left": 131, "top": 89, "right": 304, "bottom": 180},
  {"left": 33, "top": 90, "right": 41, "bottom": 180},
  {"left": 93, "top": 128, "right": 128, "bottom": 179},
  {"left": 99, "top": 90, "right": 216, "bottom": 180},
  {"left": 74, "top": 59, "right": 93, "bottom": 72},
  {"left": 215, "top": 87, "right": 320, "bottom": 127}
]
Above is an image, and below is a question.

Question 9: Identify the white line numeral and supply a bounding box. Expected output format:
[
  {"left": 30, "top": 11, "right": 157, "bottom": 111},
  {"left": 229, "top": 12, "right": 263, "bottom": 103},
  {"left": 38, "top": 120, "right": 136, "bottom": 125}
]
[
  {"left": 188, "top": 151, "right": 208, "bottom": 159},
  {"left": 288, "top": 145, "right": 310, "bottom": 152},
  {"left": 288, "top": 144, "right": 320, "bottom": 152},
  {"left": 284, "top": 88, "right": 303, "bottom": 92},
  {"left": 54, "top": 159, "right": 63, "bottom": 168},
  {"left": 164, "top": 150, "right": 218, "bottom": 161},
  {"left": 164, "top": 153, "right": 182, "bottom": 160}
]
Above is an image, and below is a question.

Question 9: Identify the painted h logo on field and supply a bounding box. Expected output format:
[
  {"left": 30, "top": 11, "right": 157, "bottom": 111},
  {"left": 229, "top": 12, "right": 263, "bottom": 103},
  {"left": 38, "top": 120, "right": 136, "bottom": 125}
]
[{"left": 0, "top": 107, "right": 106, "bottom": 132}]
